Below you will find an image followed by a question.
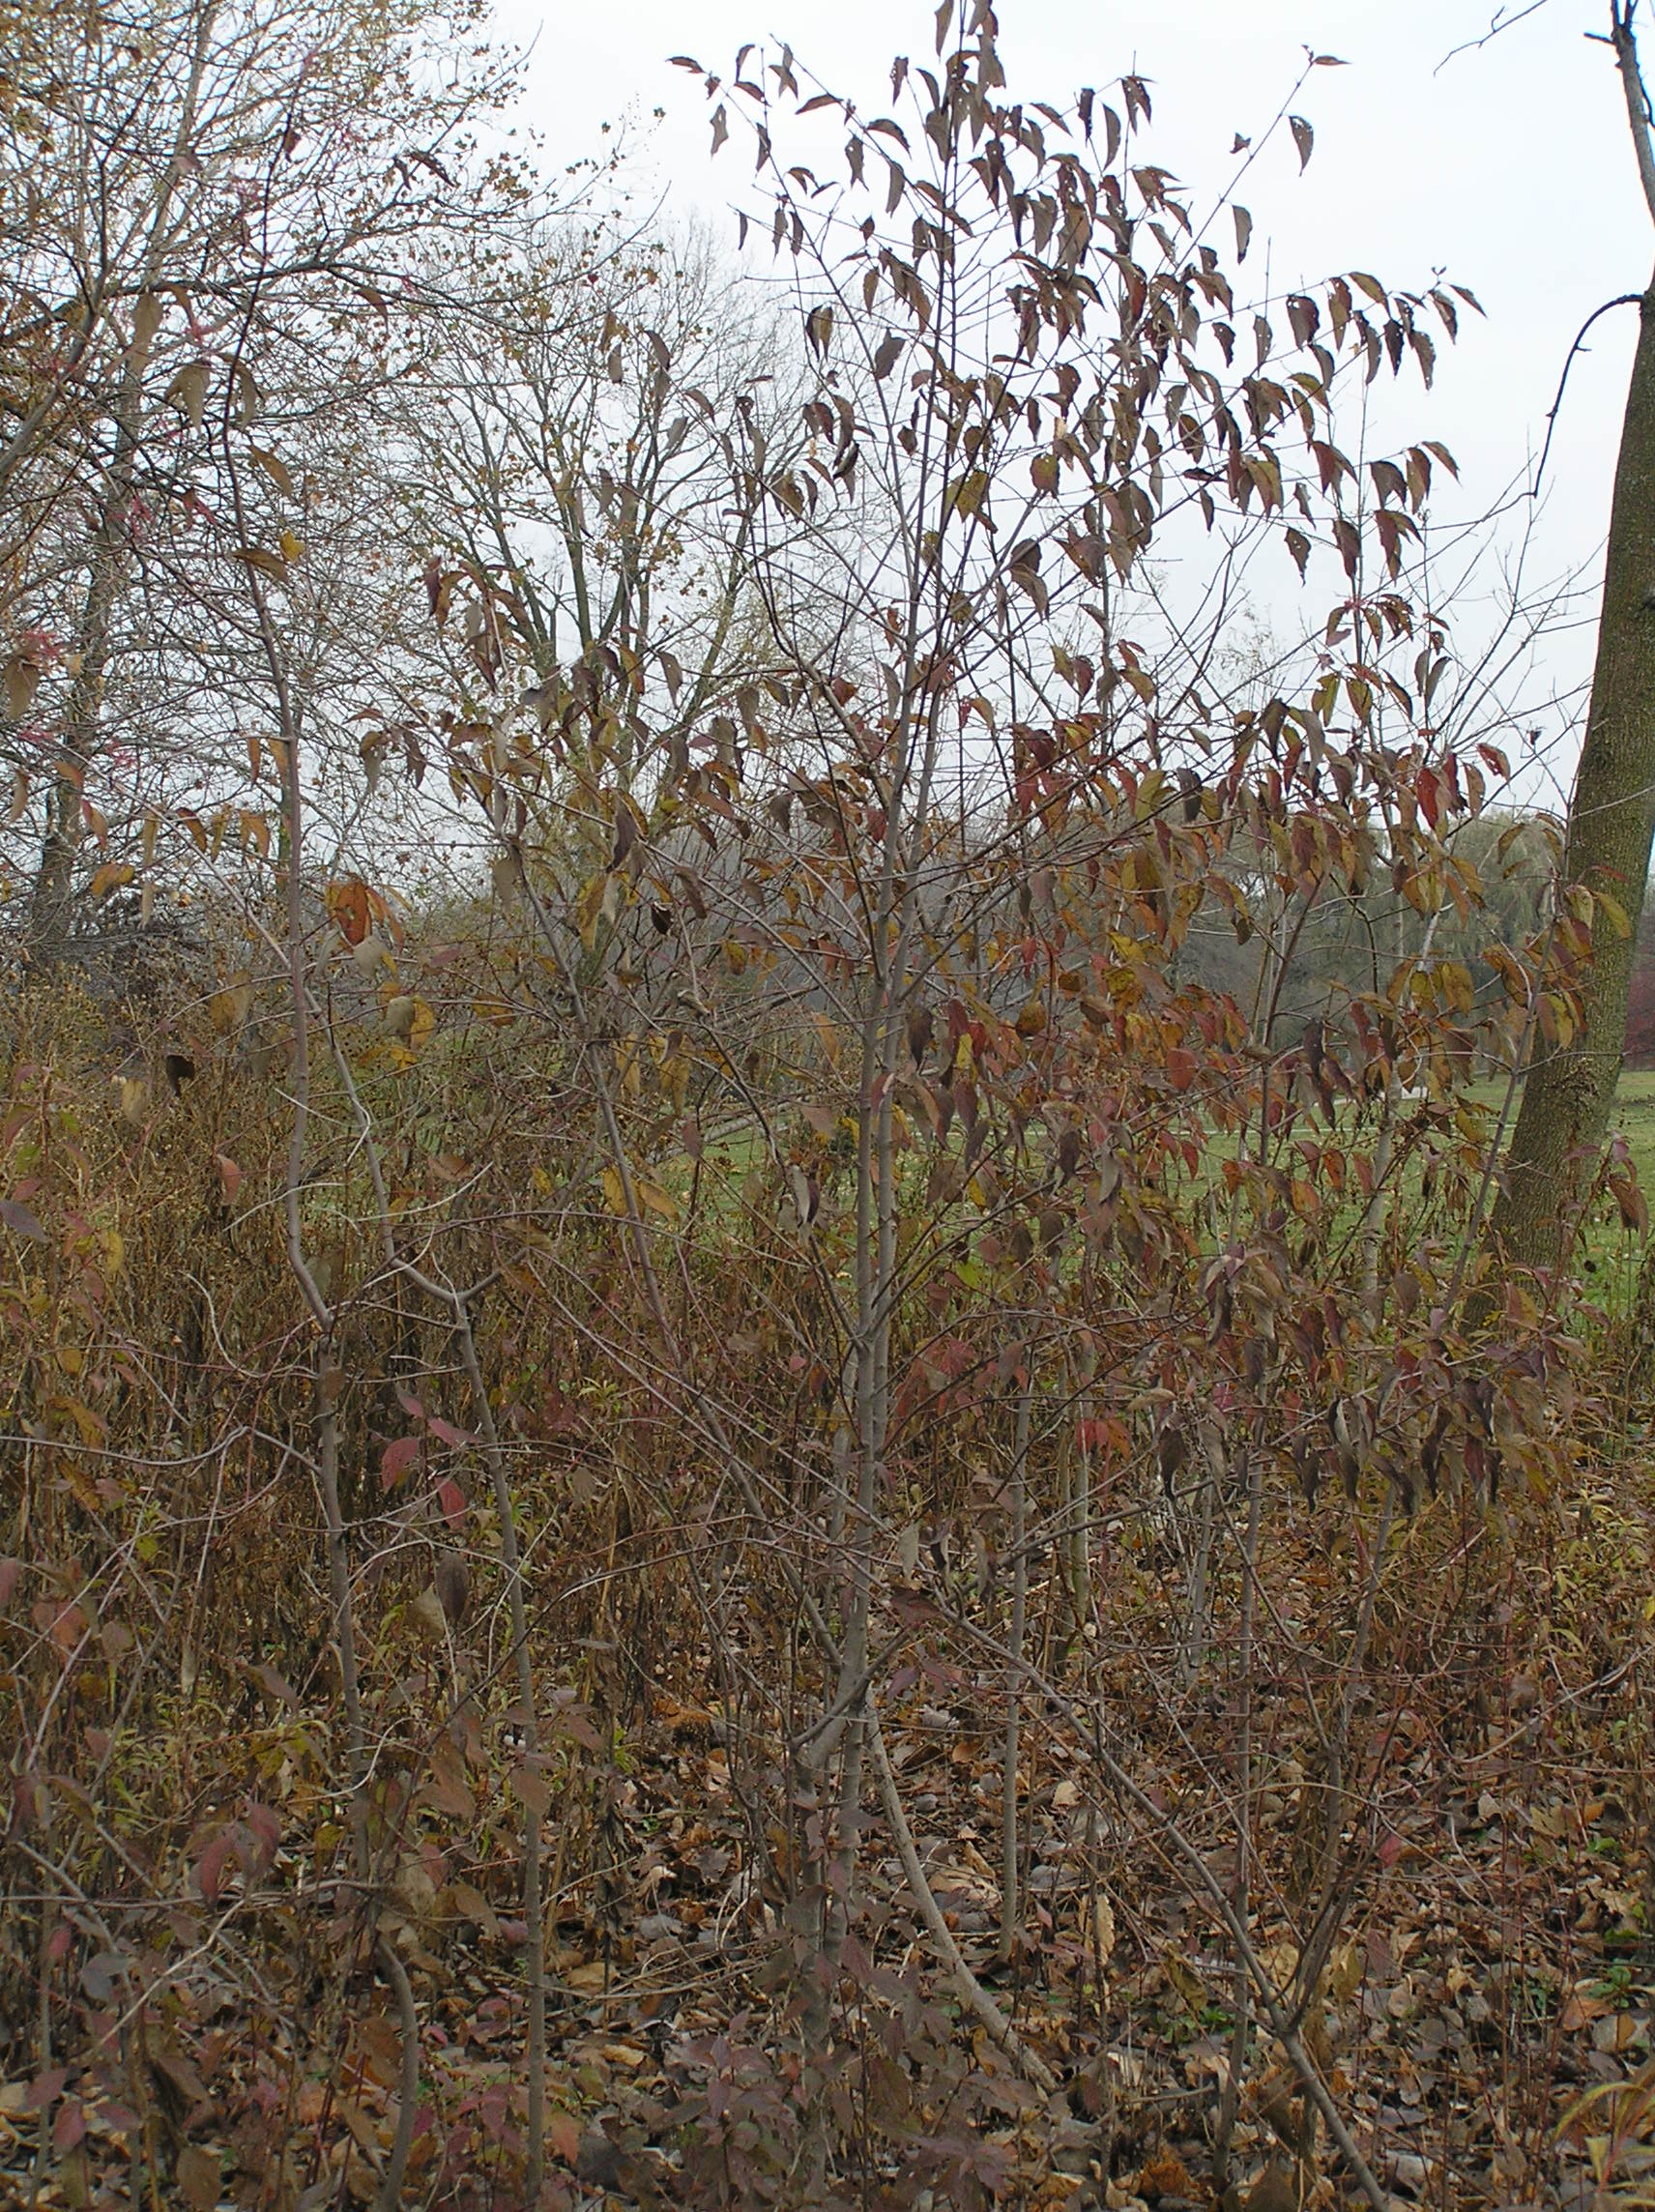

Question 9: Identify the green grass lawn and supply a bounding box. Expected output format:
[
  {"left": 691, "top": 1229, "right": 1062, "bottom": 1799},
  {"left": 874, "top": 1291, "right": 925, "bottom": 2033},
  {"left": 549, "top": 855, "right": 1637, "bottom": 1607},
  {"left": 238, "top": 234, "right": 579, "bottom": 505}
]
[
  {"left": 1465, "top": 1068, "right": 1655, "bottom": 1299},
  {"left": 1610, "top": 1068, "right": 1655, "bottom": 1188},
  {"left": 1587, "top": 1068, "right": 1655, "bottom": 1301},
  {"left": 661, "top": 1069, "right": 1655, "bottom": 1314}
]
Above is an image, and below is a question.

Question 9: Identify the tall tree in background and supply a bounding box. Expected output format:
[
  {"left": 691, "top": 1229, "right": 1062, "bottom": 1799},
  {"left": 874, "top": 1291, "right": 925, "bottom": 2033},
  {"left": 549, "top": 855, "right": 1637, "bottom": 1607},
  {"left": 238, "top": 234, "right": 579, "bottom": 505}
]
[
  {"left": 1494, "top": 0, "right": 1655, "bottom": 1268},
  {"left": 0, "top": 0, "right": 524, "bottom": 967}
]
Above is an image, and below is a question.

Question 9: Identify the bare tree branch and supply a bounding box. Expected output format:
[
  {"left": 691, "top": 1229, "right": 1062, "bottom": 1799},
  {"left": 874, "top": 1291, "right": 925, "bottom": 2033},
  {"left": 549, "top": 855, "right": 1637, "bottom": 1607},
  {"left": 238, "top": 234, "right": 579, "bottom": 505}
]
[{"left": 1611, "top": 0, "right": 1655, "bottom": 226}]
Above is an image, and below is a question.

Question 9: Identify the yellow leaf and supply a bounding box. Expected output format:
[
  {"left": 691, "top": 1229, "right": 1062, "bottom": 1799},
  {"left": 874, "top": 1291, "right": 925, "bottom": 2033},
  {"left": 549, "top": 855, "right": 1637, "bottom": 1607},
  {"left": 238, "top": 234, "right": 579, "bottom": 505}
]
[
  {"left": 1597, "top": 887, "right": 1632, "bottom": 940},
  {"left": 249, "top": 445, "right": 294, "bottom": 496},
  {"left": 951, "top": 467, "right": 989, "bottom": 518},
  {"left": 1086, "top": 1891, "right": 1116, "bottom": 1963},
  {"left": 277, "top": 529, "right": 305, "bottom": 562},
  {"left": 1438, "top": 958, "right": 1474, "bottom": 1015},
  {"left": 1329, "top": 1940, "right": 1363, "bottom": 2002},
  {"left": 56, "top": 1397, "right": 105, "bottom": 1448},
  {"left": 210, "top": 975, "right": 253, "bottom": 1033},
  {"left": 1163, "top": 1949, "right": 1207, "bottom": 2012},
  {"left": 575, "top": 871, "right": 608, "bottom": 952},
  {"left": 234, "top": 544, "right": 287, "bottom": 581},
  {"left": 90, "top": 861, "right": 135, "bottom": 899},
  {"left": 600, "top": 1164, "right": 626, "bottom": 1214},
  {"left": 635, "top": 1177, "right": 680, "bottom": 1225}
]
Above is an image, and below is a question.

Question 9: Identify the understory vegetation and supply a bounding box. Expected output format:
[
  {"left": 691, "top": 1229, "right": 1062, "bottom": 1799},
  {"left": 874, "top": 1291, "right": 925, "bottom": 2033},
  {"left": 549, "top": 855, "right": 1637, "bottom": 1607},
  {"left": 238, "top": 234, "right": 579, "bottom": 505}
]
[{"left": 3, "top": 5, "right": 1654, "bottom": 2210}]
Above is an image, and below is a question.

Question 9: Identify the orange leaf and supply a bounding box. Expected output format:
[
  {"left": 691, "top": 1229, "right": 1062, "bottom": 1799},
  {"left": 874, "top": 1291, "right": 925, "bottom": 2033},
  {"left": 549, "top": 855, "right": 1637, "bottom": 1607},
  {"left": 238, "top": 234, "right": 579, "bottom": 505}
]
[{"left": 326, "top": 877, "right": 372, "bottom": 946}]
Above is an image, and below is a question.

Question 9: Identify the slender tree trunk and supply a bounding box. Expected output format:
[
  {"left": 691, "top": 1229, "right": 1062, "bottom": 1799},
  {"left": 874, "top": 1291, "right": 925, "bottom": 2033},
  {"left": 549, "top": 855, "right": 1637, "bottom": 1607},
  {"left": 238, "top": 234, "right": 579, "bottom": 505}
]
[
  {"left": 25, "top": 2, "right": 216, "bottom": 970},
  {"left": 28, "top": 466, "right": 135, "bottom": 965},
  {"left": 1494, "top": 13, "right": 1655, "bottom": 1268},
  {"left": 999, "top": 1373, "right": 1031, "bottom": 1964}
]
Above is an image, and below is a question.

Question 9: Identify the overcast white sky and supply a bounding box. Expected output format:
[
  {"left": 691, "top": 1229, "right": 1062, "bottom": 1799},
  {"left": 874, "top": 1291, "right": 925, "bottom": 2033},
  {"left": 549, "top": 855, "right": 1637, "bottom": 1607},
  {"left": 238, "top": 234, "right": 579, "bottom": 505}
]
[{"left": 493, "top": 0, "right": 1654, "bottom": 789}]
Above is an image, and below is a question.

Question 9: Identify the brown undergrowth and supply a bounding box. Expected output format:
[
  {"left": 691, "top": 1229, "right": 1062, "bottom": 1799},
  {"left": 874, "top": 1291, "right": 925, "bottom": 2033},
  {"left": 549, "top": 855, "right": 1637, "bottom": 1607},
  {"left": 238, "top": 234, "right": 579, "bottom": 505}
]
[{"left": 0, "top": 985, "right": 1648, "bottom": 2212}]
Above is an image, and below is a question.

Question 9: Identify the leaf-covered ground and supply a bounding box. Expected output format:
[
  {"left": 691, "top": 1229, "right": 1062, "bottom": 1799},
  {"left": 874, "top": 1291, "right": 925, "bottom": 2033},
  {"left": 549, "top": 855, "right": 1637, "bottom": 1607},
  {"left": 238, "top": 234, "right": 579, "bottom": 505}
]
[{"left": 5, "top": 1444, "right": 1648, "bottom": 2212}]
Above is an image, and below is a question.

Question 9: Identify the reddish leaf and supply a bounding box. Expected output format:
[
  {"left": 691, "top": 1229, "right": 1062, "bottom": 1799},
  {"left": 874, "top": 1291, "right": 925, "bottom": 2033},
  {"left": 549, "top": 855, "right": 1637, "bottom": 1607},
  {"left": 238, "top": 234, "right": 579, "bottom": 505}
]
[
  {"left": 252, "top": 1662, "right": 297, "bottom": 1709},
  {"left": 52, "top": 2096, "right": 86, "bottom": 2151},
  {"left": 33, "top": 1598, "right": 86, "bottom": 1655},
  {"left": 243, "top": 1801, "right": 281, "bottom": 1865},
  {"left": 510, "top": 1762, "right": 551, "bottom": 1817},
  {"left": 553, "top": 1704, "right": 605, "bottom": 1753},
  {"left": 176, "top": 2145, "right": 223, "bottom": 2211},
  {"left": 195, "top": 1827, "right": 237, "bottom": 1902},
  {"left": 380, "top": 1435, "right": 422, "bottom": 1489},
  {"left": 24, "top": 2068, "right": 66, "bottom": 2113}
]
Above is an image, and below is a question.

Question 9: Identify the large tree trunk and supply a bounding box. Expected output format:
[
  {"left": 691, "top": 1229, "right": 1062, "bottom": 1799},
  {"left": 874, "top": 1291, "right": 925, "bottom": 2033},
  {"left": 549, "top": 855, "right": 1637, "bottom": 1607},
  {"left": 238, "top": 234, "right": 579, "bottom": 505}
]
[{"left": 1491, "top": 274, "right": 1655, "bottom": 1269}]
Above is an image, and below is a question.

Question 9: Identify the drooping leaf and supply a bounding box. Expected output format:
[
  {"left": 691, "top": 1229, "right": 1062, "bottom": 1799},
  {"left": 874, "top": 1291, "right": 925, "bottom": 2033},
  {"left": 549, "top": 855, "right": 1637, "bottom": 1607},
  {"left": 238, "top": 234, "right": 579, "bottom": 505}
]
[
  {"left": 165, "top": 359, "right": 211, "bottom": 427},
  {"left": 2, "top": 652, "right": 41, "bottom": 720},
  {"left": 248, "top": 445, "right": 293, "bottom": 495},
  {"left": 233, "top": 544, "right": 287, "bottom": 581}
]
